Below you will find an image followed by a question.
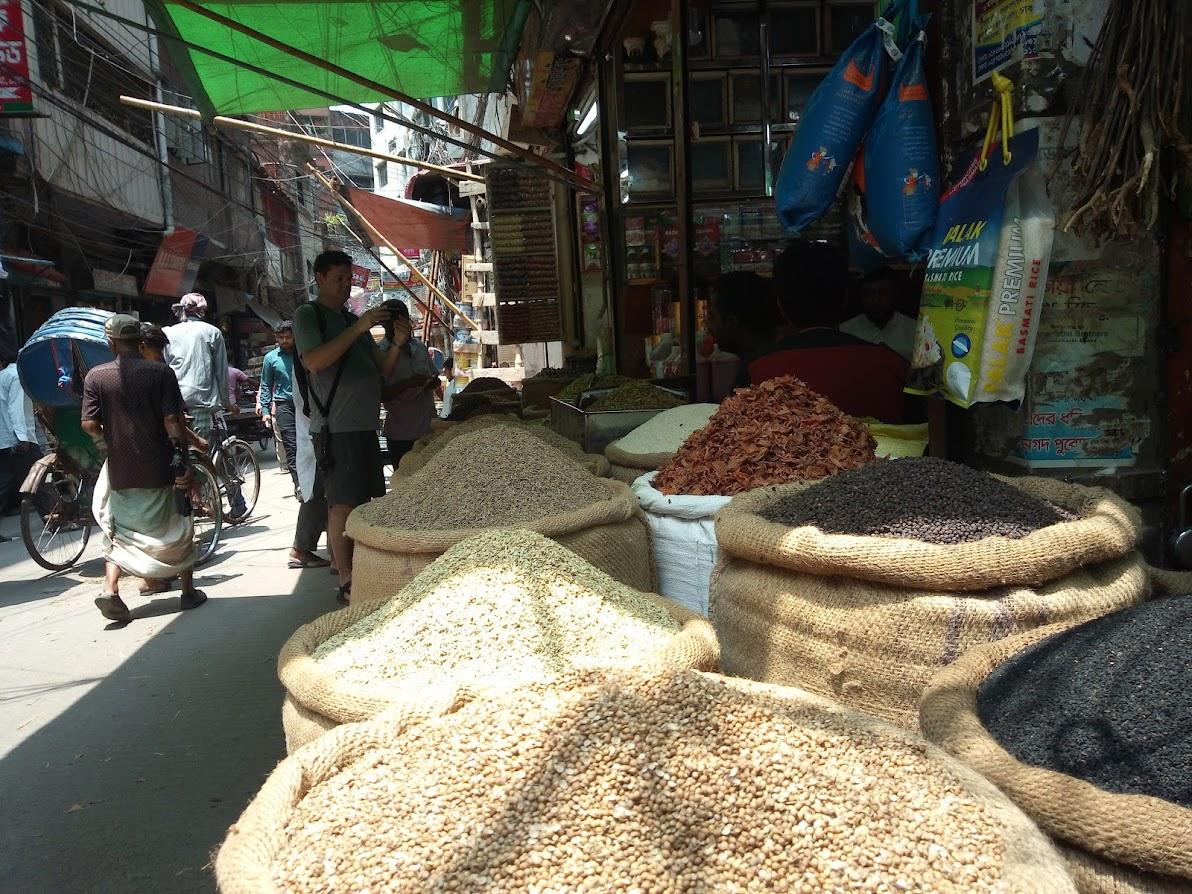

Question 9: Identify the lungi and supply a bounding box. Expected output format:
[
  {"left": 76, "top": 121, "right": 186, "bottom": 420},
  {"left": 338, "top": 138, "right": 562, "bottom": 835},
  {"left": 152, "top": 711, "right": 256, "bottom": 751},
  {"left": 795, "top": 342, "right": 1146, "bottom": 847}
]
[{"left": 93, "top": 463, "right": 195, "bottom": 578}]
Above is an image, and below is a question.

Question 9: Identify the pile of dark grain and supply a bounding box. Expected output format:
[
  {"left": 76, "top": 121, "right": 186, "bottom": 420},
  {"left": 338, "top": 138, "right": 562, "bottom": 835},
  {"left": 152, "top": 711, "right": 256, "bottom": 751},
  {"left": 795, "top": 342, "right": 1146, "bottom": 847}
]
[
  {"left": 461, "top": 377, "right": 517, "bottom": 397},
  {"left": 589, "top": 381, "right": 684, "bottom": 412},
  {"left": 760, "top": 457, "right": 1072, "bottom": 544},
  {"left": 531, "top": 367, "right": 570, "bottom": 380},
  {"left": 978, "top": 597, "right": 1192, "bottom": 809},
  {"left": 357, "top": 427, "right": 609, "bottom": 531}
]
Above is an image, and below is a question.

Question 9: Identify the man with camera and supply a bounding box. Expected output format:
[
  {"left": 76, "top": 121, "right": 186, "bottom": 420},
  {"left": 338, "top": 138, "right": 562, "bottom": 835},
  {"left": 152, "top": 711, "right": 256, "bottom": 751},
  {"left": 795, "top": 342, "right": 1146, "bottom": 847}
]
[{"left": 292, "top": 250, "right": 410, "bottom": 605}]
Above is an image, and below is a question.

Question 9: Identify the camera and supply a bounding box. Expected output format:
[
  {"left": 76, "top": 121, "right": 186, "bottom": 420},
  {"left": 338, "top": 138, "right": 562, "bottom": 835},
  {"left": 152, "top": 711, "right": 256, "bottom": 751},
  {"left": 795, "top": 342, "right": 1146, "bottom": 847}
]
[{"left": 381, "top": 299, "right": 404, "bottom": 312}]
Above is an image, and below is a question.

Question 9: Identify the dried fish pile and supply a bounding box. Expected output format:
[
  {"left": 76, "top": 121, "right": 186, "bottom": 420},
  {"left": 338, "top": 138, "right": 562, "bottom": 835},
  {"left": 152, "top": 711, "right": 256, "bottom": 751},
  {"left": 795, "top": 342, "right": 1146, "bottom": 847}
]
[
  {"left": 268, "top": 669, "right": 1050, "bottom": 894},
  {"left": 589, "top": 381, "right": 684, "bottom": 412},
  {"left": 653, "top": 376, "right": 876, "bottom": 496},
  {"left": 358, "top": 427, "right": 608, "bottom": 531},
  {"left": 312, "top": 531, "right": 679, "bottom": 692},
  {"left": 761, "top": 457, "right": 1073, "bottom": 544}
]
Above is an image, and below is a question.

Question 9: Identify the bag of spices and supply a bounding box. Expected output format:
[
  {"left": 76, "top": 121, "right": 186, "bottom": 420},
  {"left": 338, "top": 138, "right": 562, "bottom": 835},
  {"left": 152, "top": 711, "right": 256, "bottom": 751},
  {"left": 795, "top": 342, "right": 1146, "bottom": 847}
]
[
  {"left": 775, "top": 3, "right": 902, "bottom": 236},
  {"left": 709, "top": 458, "right": 1150, "bottom": 731},
  {"left": 921, "top": 600, "right": 1192, "bottom": 893},
  {"left": 907, "top": 127, "right": 1054, "bottom": 407}
]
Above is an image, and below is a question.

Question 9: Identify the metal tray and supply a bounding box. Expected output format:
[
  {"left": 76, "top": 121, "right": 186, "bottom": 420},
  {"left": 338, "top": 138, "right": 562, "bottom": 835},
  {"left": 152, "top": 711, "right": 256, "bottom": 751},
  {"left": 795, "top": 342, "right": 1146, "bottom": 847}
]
[{"left": 549, "top": 386, "right": 687, "bottom": 455}]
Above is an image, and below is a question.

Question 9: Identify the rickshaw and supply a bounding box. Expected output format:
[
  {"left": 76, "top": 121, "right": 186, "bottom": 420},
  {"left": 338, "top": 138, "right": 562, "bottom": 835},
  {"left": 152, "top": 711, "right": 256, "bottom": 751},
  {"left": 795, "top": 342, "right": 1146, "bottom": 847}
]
[{"left": 16, "top": 308, "right": 223, "bottom": 571}]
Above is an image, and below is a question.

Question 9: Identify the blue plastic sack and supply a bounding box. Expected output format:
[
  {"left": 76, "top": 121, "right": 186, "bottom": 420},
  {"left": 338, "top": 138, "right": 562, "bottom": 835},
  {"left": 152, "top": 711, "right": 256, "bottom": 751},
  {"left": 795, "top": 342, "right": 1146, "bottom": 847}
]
[
  {"left": 775, "top": 5, "right": 901, "bottom": 236},
  {"left": 862, "top": 27, "right": 939, "bottom": 260}
]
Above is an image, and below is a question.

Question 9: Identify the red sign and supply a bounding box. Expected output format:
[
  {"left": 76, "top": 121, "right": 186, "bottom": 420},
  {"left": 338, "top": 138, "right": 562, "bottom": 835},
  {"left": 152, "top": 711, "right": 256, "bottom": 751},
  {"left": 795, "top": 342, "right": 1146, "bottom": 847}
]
[
  {"left": 0, "top": 0, "right": 34, "bottom": 115},
  {"left": 351, "top": 264, "right": 371, "bottom": 288},
  {"left": 144, "top": 227, "right": 209, "bottom": 297}
]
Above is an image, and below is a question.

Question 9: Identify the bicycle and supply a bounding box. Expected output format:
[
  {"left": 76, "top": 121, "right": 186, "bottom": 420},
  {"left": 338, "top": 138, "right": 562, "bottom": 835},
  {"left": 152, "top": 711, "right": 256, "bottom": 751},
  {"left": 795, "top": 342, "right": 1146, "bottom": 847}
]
[{"left": 205, "top": 411, "right": 261, "bottom": 525}]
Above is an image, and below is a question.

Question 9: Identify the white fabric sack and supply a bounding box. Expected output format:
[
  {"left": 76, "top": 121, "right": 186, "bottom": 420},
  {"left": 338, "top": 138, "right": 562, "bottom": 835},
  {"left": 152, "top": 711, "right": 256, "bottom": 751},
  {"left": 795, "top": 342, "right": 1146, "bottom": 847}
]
[
  {"left": 294, "top": 376, "right": 316, "bottom": 501},
  {"left": 632, "top": 472, "right": 731, "bottom": 617}
]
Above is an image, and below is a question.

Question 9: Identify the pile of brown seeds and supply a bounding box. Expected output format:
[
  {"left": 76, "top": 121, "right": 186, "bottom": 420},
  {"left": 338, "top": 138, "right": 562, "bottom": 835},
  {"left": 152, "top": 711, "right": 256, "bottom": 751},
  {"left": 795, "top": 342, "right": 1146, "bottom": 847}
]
[
  {"left": 357, "top": 427, "right": 609, "bottom": 531},
  {"left": 272, "top": 668, "right": 1008, "bottom": 893},
  {"left": 403, "top": 417, "right": 595, "bottom": 475},
  {"left": 761, "top": 457, "right": 1073, "bottom": 544},
  {"left": 589, "top": 381, "right": 684, "bottom": 412},
  {"left": 313, "top": 530, "right": 679, "bottom": 691}
]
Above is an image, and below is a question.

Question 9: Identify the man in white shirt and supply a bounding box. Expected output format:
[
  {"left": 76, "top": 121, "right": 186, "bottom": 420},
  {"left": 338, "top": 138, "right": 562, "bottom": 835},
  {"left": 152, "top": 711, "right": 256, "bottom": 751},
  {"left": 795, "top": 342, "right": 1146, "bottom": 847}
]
[
  {"left": 162, "top": 292, "right": 231, "bottom": 438},
  {"left": 840, "top": 268, "right": 917, "bottom": 362},
  {"left": 0, "top": 350, "right": 42, "bottom": 515}
]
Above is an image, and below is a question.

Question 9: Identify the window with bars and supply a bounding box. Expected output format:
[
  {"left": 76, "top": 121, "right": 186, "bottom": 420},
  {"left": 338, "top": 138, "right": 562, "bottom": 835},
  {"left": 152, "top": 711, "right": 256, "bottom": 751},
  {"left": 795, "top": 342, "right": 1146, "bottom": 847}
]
[
  {"left": 45, "top": 9, "right": 154, "bottom": 143},
  {"left": 161, "top": 89, "right": 209, "bottom": 164}
]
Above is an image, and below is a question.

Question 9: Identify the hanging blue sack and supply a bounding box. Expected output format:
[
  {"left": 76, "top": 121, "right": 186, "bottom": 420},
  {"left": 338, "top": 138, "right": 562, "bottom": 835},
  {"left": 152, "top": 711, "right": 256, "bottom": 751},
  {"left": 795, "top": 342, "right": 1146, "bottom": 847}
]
[
  {"left": 862, "top": 25, "right": 939, "bottom": 260},
  {"left": 774, "top": 2, "right": 903, "bottom": 236}
]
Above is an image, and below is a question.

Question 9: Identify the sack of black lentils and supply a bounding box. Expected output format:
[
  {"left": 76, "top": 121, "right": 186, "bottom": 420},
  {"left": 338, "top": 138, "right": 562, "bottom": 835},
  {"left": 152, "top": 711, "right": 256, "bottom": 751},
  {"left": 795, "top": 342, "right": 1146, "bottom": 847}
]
[
  {"left": 920, "top": 599, "right": 1192, "bottom": 893},
  {"left": 220, "top": 668, "right": 1076, "bottom": 894},
  {"left": 710, "top": 459, "right": 1149, "bottom": 730},
  {"left": 351, "top": 427, "right": 650, "bottom": 602},
  {"left": 278, "top": 531, "right": 718, "bottom": 752}
]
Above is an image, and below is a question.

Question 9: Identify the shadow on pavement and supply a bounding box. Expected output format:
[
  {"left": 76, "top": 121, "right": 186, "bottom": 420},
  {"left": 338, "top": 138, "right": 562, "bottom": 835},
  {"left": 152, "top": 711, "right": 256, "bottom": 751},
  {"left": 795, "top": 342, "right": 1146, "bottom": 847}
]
[{"left": 0, "top": 570, "right": 334, "bottom": 893}]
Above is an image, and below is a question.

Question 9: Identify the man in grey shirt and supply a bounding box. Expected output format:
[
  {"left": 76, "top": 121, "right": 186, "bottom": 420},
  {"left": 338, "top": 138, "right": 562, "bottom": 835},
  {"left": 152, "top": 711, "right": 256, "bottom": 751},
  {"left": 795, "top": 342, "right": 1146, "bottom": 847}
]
[
  {"left": 293, "top": 250, "right": 409, "bottom": 605},
  {"left": 163, "top": 292, "right": 231, "bottom": 438}
]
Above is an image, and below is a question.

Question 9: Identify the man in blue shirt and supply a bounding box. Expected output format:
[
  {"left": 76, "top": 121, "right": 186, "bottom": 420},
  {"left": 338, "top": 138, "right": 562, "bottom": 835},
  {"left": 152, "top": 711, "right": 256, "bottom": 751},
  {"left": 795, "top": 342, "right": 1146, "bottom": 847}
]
[{"left": 257, "top": 321, "right": 299, "bottom": 494}]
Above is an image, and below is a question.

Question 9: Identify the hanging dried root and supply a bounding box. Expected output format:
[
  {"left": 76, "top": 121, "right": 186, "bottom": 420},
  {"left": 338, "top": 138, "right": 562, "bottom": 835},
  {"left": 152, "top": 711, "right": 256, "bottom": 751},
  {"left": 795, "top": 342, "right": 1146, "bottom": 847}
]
[{"left": 1060, "top": 0, "right": 1190, "bottom": 241}]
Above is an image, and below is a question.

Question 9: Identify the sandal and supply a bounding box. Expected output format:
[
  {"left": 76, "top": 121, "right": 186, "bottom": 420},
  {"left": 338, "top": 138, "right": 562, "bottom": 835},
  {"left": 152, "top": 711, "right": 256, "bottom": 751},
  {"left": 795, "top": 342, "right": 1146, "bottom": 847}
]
[
  {"left": 139, "top": 579, "right": 172, "bottom": 596},
  {"left": 288, "top": 553, "right": 331, "bottom": 569},
  {"left": 95, "top": 593, "right": 132, "bottom": 623},
  {"left": 335, "top": 582, "right": 351, "bottom": 606},
  {"left": 180, "top": 589, "right": 208, "bottom": 610}
]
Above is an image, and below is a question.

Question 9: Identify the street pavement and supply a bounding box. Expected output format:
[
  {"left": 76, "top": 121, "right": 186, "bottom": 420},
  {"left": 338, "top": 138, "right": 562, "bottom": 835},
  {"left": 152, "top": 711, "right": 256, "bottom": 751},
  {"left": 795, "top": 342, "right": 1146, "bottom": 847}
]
[{"left": 0, "top": 454, "right": 341, "bottom": 892}]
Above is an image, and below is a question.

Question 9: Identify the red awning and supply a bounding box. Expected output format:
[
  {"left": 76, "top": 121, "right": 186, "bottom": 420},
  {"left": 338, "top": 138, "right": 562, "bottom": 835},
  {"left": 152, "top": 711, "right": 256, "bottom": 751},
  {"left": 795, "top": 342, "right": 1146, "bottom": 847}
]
[{"left": 344, "top": 186, "right": 469, "bottom": 254}]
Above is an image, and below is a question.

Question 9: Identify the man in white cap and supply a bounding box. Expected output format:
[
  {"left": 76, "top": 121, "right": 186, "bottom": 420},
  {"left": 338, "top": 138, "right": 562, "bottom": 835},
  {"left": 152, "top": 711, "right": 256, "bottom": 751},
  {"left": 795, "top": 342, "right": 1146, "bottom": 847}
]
[
  {"left": 163, "top": 292, "right": 231, "bottom": 439},
  {"left": 82, "top": 314, "right": 206, "bottom": 623}
]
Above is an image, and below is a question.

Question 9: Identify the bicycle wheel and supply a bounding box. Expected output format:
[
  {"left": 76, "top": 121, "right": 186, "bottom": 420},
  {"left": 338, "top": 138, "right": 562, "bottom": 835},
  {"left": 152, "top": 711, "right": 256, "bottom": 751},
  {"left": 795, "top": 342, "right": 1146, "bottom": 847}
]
[
  {"left": 190, "top": 460, "right": 223, "bottom": 566},
  {"left": 20, "top": 465, "right": 92, "bottom": 571},
  {"left": 219, "top": 438, "right": 260, "bottom": 524}
]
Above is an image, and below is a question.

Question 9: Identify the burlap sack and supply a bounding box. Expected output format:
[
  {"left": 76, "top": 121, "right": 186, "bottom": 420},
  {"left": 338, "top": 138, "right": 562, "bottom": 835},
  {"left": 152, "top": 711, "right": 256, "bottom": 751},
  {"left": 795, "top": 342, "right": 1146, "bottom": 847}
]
[
  {"left": 1147, "top": 565, "right": 1192, "bottom": 598},
  {"left": 349, "top": 478, "right": 653, "bottom": 602},
  {"left": 278, "top": 592, "right": 720, "bottom": 752},
  {"left": 604, "top": 441, "right": 673, "bottom": 472},
  {"left": 221, "top": 672, "right": 1075, "bottom": 894},
  {"left": 711, "top": 547, "right": 1149, "bottom": 731},
  {"left": 715, "top": 476, "right": 1141, "bottom": 592},
  {"left": 608, "top": 462, "right": 646, "bottom": 484},
  {"left": 920, "top": 623, "right": 1192, "bottom": 888}
]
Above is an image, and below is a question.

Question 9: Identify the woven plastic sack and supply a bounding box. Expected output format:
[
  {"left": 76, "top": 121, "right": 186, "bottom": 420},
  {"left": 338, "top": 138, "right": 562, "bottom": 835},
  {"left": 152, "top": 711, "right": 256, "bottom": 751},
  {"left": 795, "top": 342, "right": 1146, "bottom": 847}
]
[
  {"left": 920, "top": 623, "right": 1192, "bottom": 891},
  {"left": 714, "top": 475, "right": 1141, "bottom": 592},
  {"left": 278, "top": 591, "right": 719, "bottom": 753},
  {"left": 775, "top": 4, "right": 900, "bottom": 235},
  {"left": 632, "top": 472, "right": 731, "bottom": 617},
  {"left": 220, "top": 669, "right": 1075, "bottom": 894},
  {"left": 862, "top": 26, "right": 939, "bottom": 259},
  {"left": 710, "top": 477, "right": 1148, "bottom": 730},
  {"left": 349, "top": 478, "right": 653, "bottom": 602}
]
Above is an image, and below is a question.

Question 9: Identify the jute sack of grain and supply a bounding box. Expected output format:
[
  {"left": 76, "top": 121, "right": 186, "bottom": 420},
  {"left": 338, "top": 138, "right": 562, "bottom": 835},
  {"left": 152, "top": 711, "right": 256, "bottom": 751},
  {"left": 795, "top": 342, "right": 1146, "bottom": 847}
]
[
  {"left": 350, "top": 477, "right": 653, "bottom": 602},
  {"left": 220, "top": 669, "right": 1076, "bottom": 894},
  {"left": 710, "top": 476, "right": 1148, "bottom": 730},
  {"left": 920, "top": 625, "right": 1192, "bottom": 894},
  {"left": 632, "top": 472, "right": 731, "bottom": 617},
  {"left": 278, "top": 590, "right": 718, "bottom": 753},
  {"left": 608, "top": 463, "right": 646, "bottom": 484},
  {"left": 716, "top": 475, "right": 1141, "bottom": 591}
]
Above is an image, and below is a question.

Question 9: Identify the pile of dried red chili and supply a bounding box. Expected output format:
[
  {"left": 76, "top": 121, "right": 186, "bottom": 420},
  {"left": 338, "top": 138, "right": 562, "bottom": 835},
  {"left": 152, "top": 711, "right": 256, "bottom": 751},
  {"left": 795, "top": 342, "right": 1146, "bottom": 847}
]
[{"left": 652, "top": 377, "right": 877, "bottom": 496}]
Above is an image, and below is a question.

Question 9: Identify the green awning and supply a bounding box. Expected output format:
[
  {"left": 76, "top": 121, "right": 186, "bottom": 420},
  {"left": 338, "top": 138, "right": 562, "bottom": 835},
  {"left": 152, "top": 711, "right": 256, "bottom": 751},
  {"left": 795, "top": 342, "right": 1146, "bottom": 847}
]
[{"left": 150, "top": 0, "right": 529, "bottom": 115}]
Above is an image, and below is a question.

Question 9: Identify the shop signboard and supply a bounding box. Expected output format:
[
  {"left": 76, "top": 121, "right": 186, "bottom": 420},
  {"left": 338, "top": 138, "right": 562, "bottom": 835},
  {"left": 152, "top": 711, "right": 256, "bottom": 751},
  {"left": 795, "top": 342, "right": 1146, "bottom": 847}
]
[
  {"left": 144, "top": 227, "right": 208, "bottom": 296},
  {"left": 972, "top": 0, "right": 1044, "bottom": 82},
  {"left": 91, "top": 268, "right": 138, "bottom": 297},
  {"left": 523, "top": 52, "right": 582, "bottom": 129},
  {"left": 0, "top": 0, "right": 35, "bottom": 116},
  {"left": 1013, "top": 397, "right": 1137, "bottom": 468}
]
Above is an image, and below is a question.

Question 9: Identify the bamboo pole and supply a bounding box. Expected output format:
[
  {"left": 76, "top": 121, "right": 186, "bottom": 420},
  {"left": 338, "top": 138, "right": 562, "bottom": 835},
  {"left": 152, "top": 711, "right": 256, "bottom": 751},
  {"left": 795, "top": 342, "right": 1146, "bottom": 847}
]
[
  {"left": 364, "top": 246, "right": 451, "bottom": 332},
  {"left": 118, "top": 95, "right": 482, "bottom": 183},
  {"left": 308, "top": 165, "right": 481, "bottom": 330},
  {"left": 165, "top": 0, "right": 593, "bottom": 191}
]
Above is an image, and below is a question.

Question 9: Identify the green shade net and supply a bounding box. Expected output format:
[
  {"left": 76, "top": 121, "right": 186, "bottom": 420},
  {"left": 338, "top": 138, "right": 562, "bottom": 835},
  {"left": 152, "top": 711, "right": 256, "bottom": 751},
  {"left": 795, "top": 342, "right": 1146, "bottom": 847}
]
[{"left": 151, "top": 0, "right": 527, "bottom": 114}]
